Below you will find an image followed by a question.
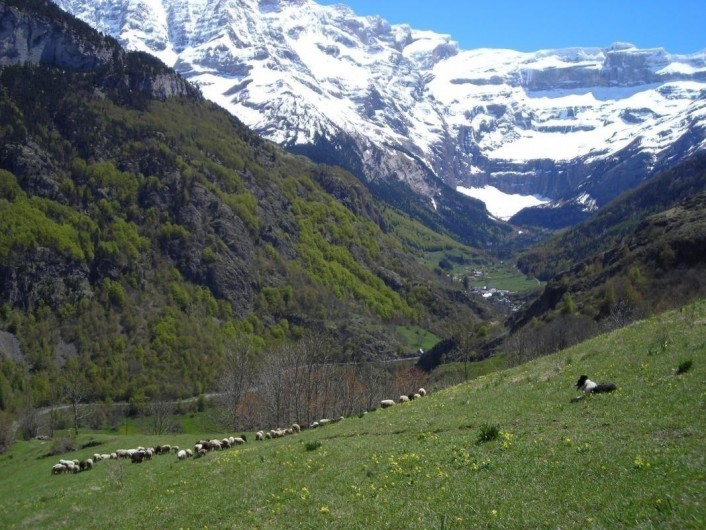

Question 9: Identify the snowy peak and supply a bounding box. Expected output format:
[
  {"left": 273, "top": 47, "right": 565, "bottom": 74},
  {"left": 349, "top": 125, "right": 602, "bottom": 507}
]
[{"left": 53, "top": 0, "right": 706, "bottom": 228}]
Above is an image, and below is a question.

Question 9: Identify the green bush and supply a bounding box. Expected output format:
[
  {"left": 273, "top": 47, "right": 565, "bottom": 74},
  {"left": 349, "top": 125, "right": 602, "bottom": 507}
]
[
  {"left": 477, "top": 423, "right": 501, "bottom": 444},
  {"left": 305, "top": 441, "right": 322, "bottom": 452},
  {"left": 675, "top": 359, "right": 693, "bottom": 375}
]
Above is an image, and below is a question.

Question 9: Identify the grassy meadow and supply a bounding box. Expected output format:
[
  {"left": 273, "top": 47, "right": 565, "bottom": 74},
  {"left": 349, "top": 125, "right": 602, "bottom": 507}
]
[
  {"left": 0, "top": 301, "right": 704, "bottom": 529},
  {"left": 464, "top": 263, "right": 542, "bottom": 293}
]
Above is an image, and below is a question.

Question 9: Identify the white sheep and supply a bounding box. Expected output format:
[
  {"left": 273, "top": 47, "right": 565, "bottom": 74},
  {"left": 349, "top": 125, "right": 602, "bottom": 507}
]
[
  {"left": 380, "top": 399, "right": 395, "bottom": 408},
  {"left": 233, "top": 437, "right": 245, "bottom": 445},
  {"left": 186, "top": 449, "right": 193, "bottom": 457},
  {"left": 51, "top": 463, "right": 66, "bottom": 475},
  {"left": 291, "top": 424, "right": 301, "bottom": 433},
  {"left": 177, "top": 449, "right": 188, "bottom": 460},
  {"left": 255, "top": 431, "right": 264, "bottom": 441},
  {"left": 399, "top": 395, "right": 410, "bottom": 403},
  {"left": 418, "top": 388, "right": 427, "bottom": 396},
  {"left": 93, "top": 453, "right": 102, "bottom": 462}
]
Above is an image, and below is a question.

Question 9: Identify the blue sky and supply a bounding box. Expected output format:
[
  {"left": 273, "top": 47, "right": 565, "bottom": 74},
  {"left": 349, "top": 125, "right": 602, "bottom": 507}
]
[{"left": 318, "top": 0, "right": 706, "bottom": 54}]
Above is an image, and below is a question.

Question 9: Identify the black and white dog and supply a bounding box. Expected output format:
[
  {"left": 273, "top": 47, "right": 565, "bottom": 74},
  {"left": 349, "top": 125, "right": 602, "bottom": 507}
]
[{"left": 575, "top": 375, "right": 617, "bottom": 395}]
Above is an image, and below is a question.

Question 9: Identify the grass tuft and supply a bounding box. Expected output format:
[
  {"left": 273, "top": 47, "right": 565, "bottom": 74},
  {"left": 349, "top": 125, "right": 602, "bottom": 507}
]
[
  {"left": 476, "top": 423, "right": 501, "bottom": 444},
  {"left": 304, "top": 441, "right": 322, "bottom": 452}
]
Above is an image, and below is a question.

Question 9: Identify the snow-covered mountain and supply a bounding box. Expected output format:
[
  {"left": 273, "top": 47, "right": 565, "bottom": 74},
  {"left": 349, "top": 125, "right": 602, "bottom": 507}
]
[{"left": 54, "top": 0, "right": 706, "bottom": 226}]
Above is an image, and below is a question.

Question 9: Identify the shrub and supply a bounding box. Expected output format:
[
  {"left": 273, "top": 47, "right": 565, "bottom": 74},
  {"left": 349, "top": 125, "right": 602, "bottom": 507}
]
[
  {"left": 50, "top": 435, "right": 78, "bottom": 456},
  {"left": 477, "top": 423, "right": 501, "bottom": 444},
  {"left": 81, "top": 439, "right": 103, "bottom": 449},
  {"left": 675, "top": 360, "right": 693, "bottom": 375},
  {"left": 305, "top": 441, "right": 322, "bottom": 452}
]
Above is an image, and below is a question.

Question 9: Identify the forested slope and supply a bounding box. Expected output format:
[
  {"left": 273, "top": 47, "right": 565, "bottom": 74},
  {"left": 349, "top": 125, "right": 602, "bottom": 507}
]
[{"left": 0, "top": 0, "right": 491, "bottom": 409}]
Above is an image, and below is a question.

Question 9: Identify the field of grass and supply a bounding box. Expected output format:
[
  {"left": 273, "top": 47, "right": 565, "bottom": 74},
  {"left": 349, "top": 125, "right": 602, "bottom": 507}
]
[
  {"left": 394, "top": 325, "right": 441, "bottom": 353},
  {"left": 1, "top": 301, "right": 704, "bottom": 529},
  {"left": 465, "top": 263, "right": 542, "bottom": 293}
]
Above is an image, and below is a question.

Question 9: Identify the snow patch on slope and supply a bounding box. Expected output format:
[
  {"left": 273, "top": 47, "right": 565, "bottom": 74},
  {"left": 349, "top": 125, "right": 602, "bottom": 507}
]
[{"left": 457, "top": 186, "right": 550, "bottom": 220}]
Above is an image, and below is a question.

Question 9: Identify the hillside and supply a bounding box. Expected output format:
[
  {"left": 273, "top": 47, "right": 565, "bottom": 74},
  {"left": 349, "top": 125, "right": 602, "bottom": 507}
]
[
  {"left": 517, "top": 153, "right": 706, "bottom": 280},
  {"left": 514, "top": 193, "right": 706, "bottom": 334},
  {"left": 0, "top": 0, "right": 498, "bottom": 408},
  {"left": 0, "top": 301, "right": 703, "bottom": 528}
]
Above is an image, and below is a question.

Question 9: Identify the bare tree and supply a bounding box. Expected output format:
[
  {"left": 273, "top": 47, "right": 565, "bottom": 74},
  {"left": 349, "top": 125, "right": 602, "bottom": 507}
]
[
  {"left": 299, "top": 334, "right": 338, "bottom": 424},
  {"left": 147, "top": 399, "right": 174, "bottom": 435},
  {"left": 506, "top": 327, "right": 533, "bottom": 367},
  {"left": 47, "top": 374, "right": 62, "bottom": 439},
  {"left": 217, "top": 336, "right": 258, "bottom": 432},
  {"left": 62, "top": 361, "right": 90, "bottom": 436},
  {"left": 338, "top": 365, "right": 365, "bottom": 417},
  {"left": 0, "top": 411, "right": 15, "bottom": 453},
  {"left": 359, "top": 362, "right": 391, "bottom": 410},
  {"left": 255, "top": 334, "right": 343, "bottom": 428},
  {"left": 18, "top": 398, "right": 38, "bottom": 441},
  {"left": 257, "top": 347, "right": 289, "bottom": 427},
  {"left": 446, "top": 317, "right": 477, "bottom": 380}
]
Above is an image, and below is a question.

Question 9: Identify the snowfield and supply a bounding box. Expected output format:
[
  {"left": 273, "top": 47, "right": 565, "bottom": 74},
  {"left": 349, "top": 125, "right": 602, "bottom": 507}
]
[{"left": 54, "top": 0, "right": 706, "bottom": 216}]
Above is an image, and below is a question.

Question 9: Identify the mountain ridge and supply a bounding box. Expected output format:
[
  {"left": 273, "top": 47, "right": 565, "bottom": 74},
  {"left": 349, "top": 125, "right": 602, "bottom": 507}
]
[{"left": 53, "top": 0, "right": 706, "bottom": 232}]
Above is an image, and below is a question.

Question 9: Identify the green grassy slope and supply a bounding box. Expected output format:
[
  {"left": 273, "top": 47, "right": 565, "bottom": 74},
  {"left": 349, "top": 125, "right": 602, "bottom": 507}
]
[{"left": 1, "top": 301, "right": 704, "bottom": 529}]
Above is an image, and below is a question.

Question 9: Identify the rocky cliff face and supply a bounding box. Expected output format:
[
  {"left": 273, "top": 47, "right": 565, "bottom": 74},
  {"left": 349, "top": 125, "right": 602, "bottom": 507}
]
[
  {"left": 0, "top": 2, "right": 114, "bottom": 70},
  {"left": 48, "top": 0, "right": 706, "bottom": 228},
  {"left": 0, "top": 0, "right": 197, "bottom": 101}
]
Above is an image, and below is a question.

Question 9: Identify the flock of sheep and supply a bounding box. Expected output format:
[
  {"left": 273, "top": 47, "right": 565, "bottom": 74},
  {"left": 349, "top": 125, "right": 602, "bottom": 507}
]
[
  {"left": 50, "top": 387, "right": 428, "bottom": 476},
  {"left": 50, "top": 444, "right": 183, "bottom": 474},
  {"left": 381, "top": 387, "right": 427, "bottom": 408},
  {"left": 51, "top": 458, "right": 94, "bottom": 475}
]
